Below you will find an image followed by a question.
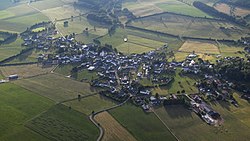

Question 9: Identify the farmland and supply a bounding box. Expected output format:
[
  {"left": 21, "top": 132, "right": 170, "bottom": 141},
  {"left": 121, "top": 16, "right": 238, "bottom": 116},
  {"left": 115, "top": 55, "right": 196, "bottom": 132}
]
[
  {"left": 214, "top": 3, "right": 250, "bottom": 17},
  {"left": 179, "top": 40, "right": 220, "bottom": 54},
  {"left": 63, "top": 95, "right": 116, "bottom": 115},
  {"left": 0, "top": 38, "right": 23, "bottom": 62},
  {"left": 110, "top": 103, "right": 177, "bottom": 141},
  {"left": 95, "top": 111, "right": 137, "bottom": 141},
  {"left": 154, "top": 93, "right": 250, "bottom": 141},
  {"left": 26, "top": 104, "right": 99, "bottom": 141},
  {"left": 0, "top": 83, "right": 54, "bottom": 141},
  {"left": 128, "top": 12, "right": 249, "bottom": 40},
  {"left": 0, "top": 64, "right": 53, "bottom": 79},
  {"left": 13, "top": 73, "right": 98, "bottom": 102}
]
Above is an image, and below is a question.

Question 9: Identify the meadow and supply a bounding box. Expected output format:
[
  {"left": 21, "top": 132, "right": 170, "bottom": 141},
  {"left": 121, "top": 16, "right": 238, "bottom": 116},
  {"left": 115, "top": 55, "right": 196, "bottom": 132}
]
[
  {"left": 154, "top": 93, "right": 250, "bottom": 141},
  {"left": 63, "top": 95, "right": 116, "bottom": 115},
  {"left": 129, "top": 12, "right": 249, "bottom": 40},
  {"left": 0, "top": 83, "right": 54, "bottom": 141},
  {"left": 109, "top": 103, "right": 177, "bottom": 141},
  {"left": 179, "top": 40, "right": 220, "bottom": 54},
  {"left": 0, "top": 64, "right": 53, "bottom": 79},
  {"left": 214, "top": 3, "right": 250, "bottom": 17},
  {"left": 95, "top": 111, "right": 137, "bottom": 141},
  {"left": 13, "top": 73, "right": 98, "bottom": 102},
  {"left": 26, "top": 104, "right": 99, "bottom": 141}
]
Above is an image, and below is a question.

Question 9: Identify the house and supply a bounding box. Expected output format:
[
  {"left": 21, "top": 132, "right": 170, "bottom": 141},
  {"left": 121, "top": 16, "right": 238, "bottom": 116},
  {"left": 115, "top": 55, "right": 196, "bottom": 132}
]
[{"left": 8, "top": 74, "right": 18, "bottom": 80}]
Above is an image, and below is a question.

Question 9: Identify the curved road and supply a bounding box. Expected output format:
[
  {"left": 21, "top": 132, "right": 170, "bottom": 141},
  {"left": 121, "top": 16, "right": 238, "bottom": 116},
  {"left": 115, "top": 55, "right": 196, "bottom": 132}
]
[{"left": 89, "top": 97, "right": 130, "bottom": 141}]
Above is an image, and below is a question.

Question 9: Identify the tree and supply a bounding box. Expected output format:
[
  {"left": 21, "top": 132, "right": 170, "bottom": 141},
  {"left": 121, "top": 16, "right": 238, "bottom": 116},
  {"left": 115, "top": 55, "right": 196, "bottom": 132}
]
[{"left": 155, "top": 93, "right": 160, "bottom": 99}]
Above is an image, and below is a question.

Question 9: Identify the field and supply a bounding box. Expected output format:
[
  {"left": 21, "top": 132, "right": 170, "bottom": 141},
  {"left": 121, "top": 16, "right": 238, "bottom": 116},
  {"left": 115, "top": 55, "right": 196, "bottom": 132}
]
[
  {"left": 154, "top": 93, "right": 250, "bottom": 141},
  {"left": 0, "top": 64, "right": 53, "bottom": 78},
  {"left": 129, "top": 13, "right": 249, "bottom": 40},
  {"left": 63, "top": 95, "right": 116, "bottom": 115},
  {"left": 219, "top": 43, "right": 246, "bottom": 57},
  {"left": 99, "top": 28, "right": 182, "bottom": 54},
  {"left": 26, "top": 104, "right": 99, "bottom": 141},
  {"left": 123, "top": 0, "right": 209, "bottom": 17},
  {"left": 0, "top": 83, "right": 54, "bottom": 141},
  {"left": 13, "top": 73, "right": 98, "bottom": 102},
  {"left": 95, "top": 111, "right": 137, "bottom": 141},
  {"left": 110, "top": 103, "right": 177, "bottom": 141},
  {"left": 0, "top": 38, "right": 24, "bottom": 61},
  {"left": 214, "top": 3, "right": 250, "bottom": 17},
  {"left": 179, "top": 40, "right": 220, "bottom": 54}
]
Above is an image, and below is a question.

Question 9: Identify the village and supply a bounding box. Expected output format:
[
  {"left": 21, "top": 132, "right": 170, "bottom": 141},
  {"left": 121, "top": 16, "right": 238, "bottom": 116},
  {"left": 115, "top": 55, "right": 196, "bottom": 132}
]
[{"left": 1, "top": 21, "right": 249, "bottom": 126}]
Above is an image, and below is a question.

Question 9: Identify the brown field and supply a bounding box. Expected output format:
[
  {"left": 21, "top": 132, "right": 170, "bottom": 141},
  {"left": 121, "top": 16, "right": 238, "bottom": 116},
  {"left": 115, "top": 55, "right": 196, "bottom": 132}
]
[
  {"left": 0, "top": 64, "right": 53, "bottom": 78},
  {"left": 214, "top": 3, "right": 250, "bottom": 17},
  {"left": 95, "top": 111, "right": 137, "bottom": 141},
  {"left": 179, "top": 40, "right": 220, "bottom": 54}
]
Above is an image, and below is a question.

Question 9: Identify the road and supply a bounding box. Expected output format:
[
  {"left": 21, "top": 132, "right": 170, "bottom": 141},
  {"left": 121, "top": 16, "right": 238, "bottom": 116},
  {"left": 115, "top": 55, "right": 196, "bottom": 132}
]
[
  {"left": 27, "top": 1, "right": 66, "bottom": 39},
  {"left": 89, "top": 97, "right": 130, "bottom": 141}
]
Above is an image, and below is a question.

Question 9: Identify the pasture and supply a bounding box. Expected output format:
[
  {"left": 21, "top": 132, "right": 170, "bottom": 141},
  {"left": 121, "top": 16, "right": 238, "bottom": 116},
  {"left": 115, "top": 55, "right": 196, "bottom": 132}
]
[
  {"left": 26, "top": 104, "right": 99, "bottom": 141},
  {"left": 129, "top": 12, "right": 249, "bottom": 40},
  {"left": 0, "top": 83, "right": 54, "bottom": 141},
  {"left": 0, "top": 38, "right": 23, "bottom": 62},
  {"left": 63, "top": 95, "right": 116, "bottom": 115},
  {"left": 154, "top": 93, "right": 250, "bottom": 141},
  {"left": 13, "top": 73, "right": 98, "bottom": 102},
  {"left": 218, "top": 43, "right": 246, "bottom": 57},
  {"left": 179, "top": 40, "right": 220, "bottom": 54},
  {"left": 0, "top": 64, "right": 53, "bottom": 79},
  {"left": 95, "top": 111, "right": 137, "bottom": 141},
  {"left": 110, "top": 103, "right": 177, "bottom": 141},
  {"left": 214, "top": 3, "right": 250, "bottom": 17}
]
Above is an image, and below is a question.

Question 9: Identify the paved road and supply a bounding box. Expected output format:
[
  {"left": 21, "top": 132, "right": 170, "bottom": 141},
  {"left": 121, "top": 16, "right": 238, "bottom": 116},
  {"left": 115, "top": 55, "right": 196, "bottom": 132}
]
[{"left": 89, "top": 97, "right": 130, "bottom": 141}]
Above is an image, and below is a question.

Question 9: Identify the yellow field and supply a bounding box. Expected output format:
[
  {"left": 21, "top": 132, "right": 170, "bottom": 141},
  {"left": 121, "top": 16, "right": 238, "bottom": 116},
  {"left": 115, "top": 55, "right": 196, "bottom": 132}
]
[
  {"left": 179, "top": 40, "right": 220, "bottom": 54},
  {"left": 0, "top": 64, "right": 53, "bottom": 79},
  {"left": 95, "top": 111, "right": 137, "bottom": 141}
]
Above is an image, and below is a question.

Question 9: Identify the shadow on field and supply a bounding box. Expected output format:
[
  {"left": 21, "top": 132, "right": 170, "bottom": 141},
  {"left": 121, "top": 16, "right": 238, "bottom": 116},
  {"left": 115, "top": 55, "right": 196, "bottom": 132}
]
[
  {"left": 164, "top": 105, "right": 193, "bottom": 119},
  {"left": 209, "top": 100, "right": 231, "bottom": 111}
]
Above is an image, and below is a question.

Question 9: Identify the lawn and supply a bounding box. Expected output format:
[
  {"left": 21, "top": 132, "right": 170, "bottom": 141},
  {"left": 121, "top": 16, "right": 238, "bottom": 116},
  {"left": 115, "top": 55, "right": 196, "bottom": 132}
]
[
  {"left": 179, "top": 40, "right": 220, "bottom": 54},
  {"left": 129, "top": 12, "right": 249, "bottom": 40},
  {"left": 26, "top": 104, "right": 99, "bottom": 141},
  {"left": 13, "top": 73, "right": 98, "bottom": 102},
  {"left": 95, "top": 111, "right": 137, "bottom": 141},
  {"left": 109, "top": 103, "right": 177, "bottom": 141},
  {"left": 154, "top": 93, "right": 250, "bottom": 141},
  {"left": 0, "top": 83, "right": 54, "bottom": 141},
  {"left": 63, "top": 95, "right": 116, "bottom": 115}
]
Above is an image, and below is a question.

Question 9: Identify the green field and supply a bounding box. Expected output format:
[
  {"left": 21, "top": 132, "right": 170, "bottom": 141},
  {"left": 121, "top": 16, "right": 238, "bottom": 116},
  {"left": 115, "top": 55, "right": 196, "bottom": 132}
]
[
  {"left": 26, "top": 104, "right": 99, "bottom": 141},
  {"left": 0, "top": 38, "right": 24, "bottom": 62},
  {"left": 55, "top": 64, "right": 76, "bottom": 76},
  {"left": 129, "top": 13, "right": 249, "bottom": 40},
  {"left": 154, "top": 93, "right": 250, "bottom": 141},
  {"left": 14, "top": 73, "right": 98, "bottom": 102},
  {"left": 63, "top": 95, "right": 116, "bottom": 115},
  {"left": 0, "top": 83, "right": 54, "bottom": 141},
  {"left": 110, "top": 103, "right": 177, "bottom": 141},
  {"left": 99, "top": 28, "right": 182, "bottom": 54}
]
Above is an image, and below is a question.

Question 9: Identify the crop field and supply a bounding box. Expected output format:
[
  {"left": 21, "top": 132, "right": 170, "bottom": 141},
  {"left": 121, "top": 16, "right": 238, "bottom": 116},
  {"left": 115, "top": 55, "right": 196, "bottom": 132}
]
[
  {"left": 13, "top": 73, "right": 98, "bottom": 102},
  {"left": 0, "top": 83, "right": 54, "bottom": 141},
  {"left": 110, "top": 103, "right": 177, "bottom": 141},
  {"left": 95, "top": 111, "right": 137, "bottom": 141},
  {"left": 154, "top": 93, "right": 250, "bottom": 141},
  {"left": 179, "top": 40, "right": 220, "bottom": 54},
  {"left": 214, "top": 3, "right": 250, "bottom": 17},
  {"left": 26, "top": 104, "right": 99, "bottom": 141},
  {"left": 0, "top": 64, "right": 53, "bottom": 79},
  {"left": 63, "top": 95, "right": 116, "bottom": 115},
  {"left": 129, "top": 13, "right": 249, "bottom": 40},
  {"left": 56, "top": 18, "right": 108, "bottom": 36}
]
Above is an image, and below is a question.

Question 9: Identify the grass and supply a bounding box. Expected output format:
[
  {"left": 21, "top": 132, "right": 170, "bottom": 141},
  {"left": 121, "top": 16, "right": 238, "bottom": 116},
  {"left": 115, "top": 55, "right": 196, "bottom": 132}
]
[
  {"left": 156, "top": 0, "right": 210, "bottom": 17},
  {"left": 109, "top": 103, "right": 177, "bottom": 141},
  {"left": 32, "top": 27, "right": 46, "bottom": 32},
  {"left": 154, "top": 93, "right": 250, "bottom": 141},
  {"left": 179, "top": 40, "right": 220, "bottom": 54},
  {"left": 219, "top": 43, "right": 246, "bottom": 58},
  {"left": 0, "top": 10, "right": 15, "bottom": 19},
  {"left": 26, "top": 104, "right": 99, "bottom": 141},
  {"left": 167, "top": 68, "right": 199, "bottom": 94},
  {"left": 0, "top": 83, "right": 54, "bottom": 141},
  {"left": 63, "top": 95, "right": 116, "bottom": 115},
  {"left": 0, "top": 38, "right": 24, "bottom": 61},
  {"left": 13, "top": 73, "right": 98, "bottom": 102},
  {"left": 55, "top": 64, "right": 76, "bottom": 76},
  {"left": 129, "top": 12, "right": 249, "bottom": 40},
  {"left": 0, "top": 64, "right": 53, "bottom": 78},
  {"left": 95, "top": 111, "right": 137, "bottom": 141}
]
